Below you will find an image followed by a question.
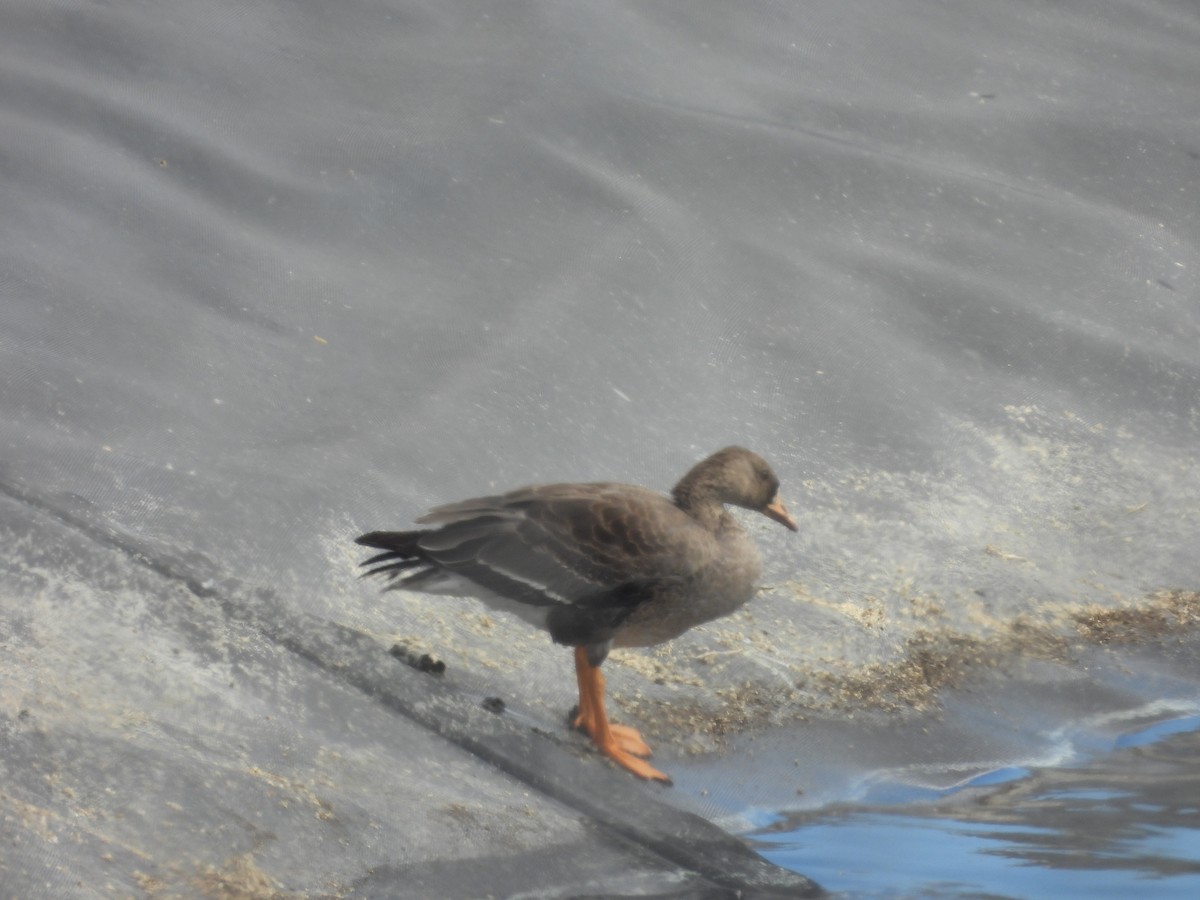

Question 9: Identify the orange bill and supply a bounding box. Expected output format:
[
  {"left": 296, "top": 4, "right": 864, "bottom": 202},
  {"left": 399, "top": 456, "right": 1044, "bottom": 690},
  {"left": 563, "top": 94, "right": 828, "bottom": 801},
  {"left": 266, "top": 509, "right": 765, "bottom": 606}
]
[{"left": 764, "top": 496, "right": 798, "bottom": 531}]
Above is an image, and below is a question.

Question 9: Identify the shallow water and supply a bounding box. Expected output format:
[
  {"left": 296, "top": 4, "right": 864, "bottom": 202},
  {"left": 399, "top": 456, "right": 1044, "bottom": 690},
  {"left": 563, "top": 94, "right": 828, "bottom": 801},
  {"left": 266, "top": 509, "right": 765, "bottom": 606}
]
[{"left": 750, "top": 717, "right": 1200, "bottom": 898}]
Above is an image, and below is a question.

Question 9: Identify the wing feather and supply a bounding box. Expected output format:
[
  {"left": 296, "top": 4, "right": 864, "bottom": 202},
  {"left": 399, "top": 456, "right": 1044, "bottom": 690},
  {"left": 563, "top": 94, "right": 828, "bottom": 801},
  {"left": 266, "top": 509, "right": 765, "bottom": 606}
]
[{"left": 412, "top": 483, "right": 713, "bottom": 609}]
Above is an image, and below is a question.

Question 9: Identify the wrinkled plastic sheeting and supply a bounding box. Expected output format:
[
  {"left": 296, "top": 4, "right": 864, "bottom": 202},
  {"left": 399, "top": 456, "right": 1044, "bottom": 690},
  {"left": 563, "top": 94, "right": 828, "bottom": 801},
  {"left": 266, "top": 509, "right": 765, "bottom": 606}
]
[{"left": 2, "top": 0, "right": 1198, "bottom": 895}]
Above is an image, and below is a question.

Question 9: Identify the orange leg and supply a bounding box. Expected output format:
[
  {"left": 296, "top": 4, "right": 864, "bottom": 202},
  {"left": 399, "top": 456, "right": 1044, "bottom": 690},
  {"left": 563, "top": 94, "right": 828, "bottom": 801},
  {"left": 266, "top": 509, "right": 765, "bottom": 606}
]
[
  {"left": 572, "top": 647, "right": 670, "bottom": 783},
  {"left": 572, "top": 647, "right": 650, "bottom": 755}
]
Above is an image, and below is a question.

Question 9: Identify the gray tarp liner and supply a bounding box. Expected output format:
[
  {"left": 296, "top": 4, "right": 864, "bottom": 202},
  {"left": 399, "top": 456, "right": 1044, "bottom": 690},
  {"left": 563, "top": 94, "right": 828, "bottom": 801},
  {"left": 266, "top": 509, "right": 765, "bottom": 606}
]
[{"left": 1, "top": 1, "right": 1197, "bottom": 897}]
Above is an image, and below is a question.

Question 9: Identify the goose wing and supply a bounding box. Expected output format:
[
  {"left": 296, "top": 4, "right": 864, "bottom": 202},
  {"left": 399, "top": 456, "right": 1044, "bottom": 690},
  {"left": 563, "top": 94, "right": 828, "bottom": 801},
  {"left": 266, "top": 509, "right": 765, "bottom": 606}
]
[{"left": 412, "top": 483, "right": 713, "bottom": 608}]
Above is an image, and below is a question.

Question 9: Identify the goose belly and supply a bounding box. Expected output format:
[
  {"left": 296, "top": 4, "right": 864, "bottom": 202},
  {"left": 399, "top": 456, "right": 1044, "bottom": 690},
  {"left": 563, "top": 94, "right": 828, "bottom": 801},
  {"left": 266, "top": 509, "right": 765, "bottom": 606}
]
[{"left": 613, "top": 549, "right": 761, "bottom": 648}]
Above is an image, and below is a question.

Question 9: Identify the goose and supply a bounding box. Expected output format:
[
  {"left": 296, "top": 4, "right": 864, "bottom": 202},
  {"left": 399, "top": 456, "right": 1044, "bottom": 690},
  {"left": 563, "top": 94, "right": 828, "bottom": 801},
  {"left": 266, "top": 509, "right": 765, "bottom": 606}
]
[{"left": 357, "top": 445, "right": 797, "bottom": 783}]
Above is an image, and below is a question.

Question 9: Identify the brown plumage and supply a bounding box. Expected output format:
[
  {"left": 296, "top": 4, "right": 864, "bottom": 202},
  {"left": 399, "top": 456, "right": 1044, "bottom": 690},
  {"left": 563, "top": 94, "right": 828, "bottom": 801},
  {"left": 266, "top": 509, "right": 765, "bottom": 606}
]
[{"left": 356, "top": 446, "right": 797, "bottom": 783}]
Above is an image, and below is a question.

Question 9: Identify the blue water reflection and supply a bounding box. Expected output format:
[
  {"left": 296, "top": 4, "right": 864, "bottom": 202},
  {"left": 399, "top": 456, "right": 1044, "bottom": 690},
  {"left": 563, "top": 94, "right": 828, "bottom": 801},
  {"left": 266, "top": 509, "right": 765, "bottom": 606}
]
[
  {"left": 751, "top": 718, "right": 1200, "bottom": 898},
  {"left": 1115, "top": 714, "right": 1200, "bottom": 749},
  {"left": 759, "top": 813, "right": 1200, "bottom": 899}
]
